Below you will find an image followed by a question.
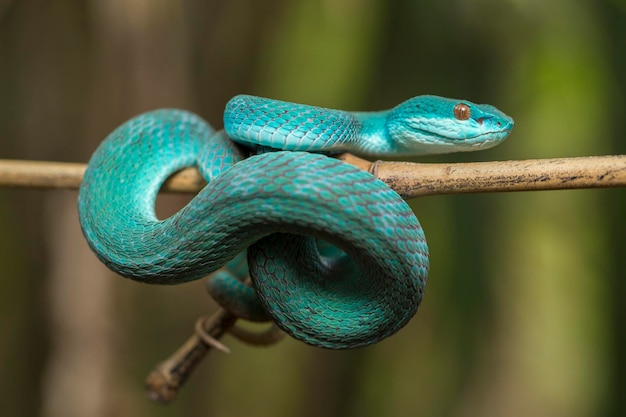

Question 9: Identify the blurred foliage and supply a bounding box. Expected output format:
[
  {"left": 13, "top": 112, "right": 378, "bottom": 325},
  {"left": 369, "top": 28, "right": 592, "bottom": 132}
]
[{"left": 0, "top": 0, "right": 625, "bottom": 416}]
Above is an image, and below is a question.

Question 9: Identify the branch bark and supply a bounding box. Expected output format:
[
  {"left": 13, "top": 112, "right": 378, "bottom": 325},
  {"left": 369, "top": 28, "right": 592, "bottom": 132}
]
[{"left": 0, "top": 154, "right": 624, "bottom": 199}]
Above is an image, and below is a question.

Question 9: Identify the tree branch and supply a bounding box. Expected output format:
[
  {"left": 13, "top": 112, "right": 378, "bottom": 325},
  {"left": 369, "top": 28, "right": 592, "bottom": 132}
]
[{"left": 0, "top": 154, "right": 624, "bottom": 199}]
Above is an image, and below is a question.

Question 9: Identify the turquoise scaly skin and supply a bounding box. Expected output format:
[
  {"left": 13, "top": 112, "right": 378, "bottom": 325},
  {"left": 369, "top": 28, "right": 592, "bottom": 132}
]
[
  {"left": 225, "top": 95, "right": 513, "bottom": 155},
  {"left": 78, "top": 95, "right": 513, "bottom": 349}
]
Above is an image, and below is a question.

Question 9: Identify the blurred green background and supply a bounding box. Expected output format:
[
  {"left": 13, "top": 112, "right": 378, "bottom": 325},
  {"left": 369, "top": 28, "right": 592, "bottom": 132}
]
[{"left": 1, "top": 0, "right": 625, "bottom": 416}]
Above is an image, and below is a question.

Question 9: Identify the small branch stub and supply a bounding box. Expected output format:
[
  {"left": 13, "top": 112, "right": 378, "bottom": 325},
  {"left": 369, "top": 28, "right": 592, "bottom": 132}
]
[{"left": 145, "top": 309, "right": 237, "bottom": 403}]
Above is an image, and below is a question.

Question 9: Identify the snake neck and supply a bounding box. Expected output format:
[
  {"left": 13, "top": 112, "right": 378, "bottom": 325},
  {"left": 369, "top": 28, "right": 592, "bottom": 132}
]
[
  {"left": 353, "top": 110, "right": 458, "bottom": 157},
  {"left": 351, "top": 111, "right": 398, "bottom": 156}
]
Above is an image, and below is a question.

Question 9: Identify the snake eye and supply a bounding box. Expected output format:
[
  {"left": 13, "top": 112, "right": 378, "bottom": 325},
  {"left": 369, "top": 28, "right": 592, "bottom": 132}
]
[{"left": 453, "top": 103, "right": 471, "bottom": 121}]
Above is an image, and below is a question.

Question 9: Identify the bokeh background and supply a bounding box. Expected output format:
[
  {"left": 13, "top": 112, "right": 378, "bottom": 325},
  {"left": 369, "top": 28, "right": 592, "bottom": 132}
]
[{"left": 1, "top": 0, "right": 625, "bottom": 416}]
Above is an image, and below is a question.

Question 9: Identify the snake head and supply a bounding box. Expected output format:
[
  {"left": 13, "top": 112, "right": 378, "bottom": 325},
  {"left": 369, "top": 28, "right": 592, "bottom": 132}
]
[{"left": 386, "top": 95, "right": 514, "bottom": 155}]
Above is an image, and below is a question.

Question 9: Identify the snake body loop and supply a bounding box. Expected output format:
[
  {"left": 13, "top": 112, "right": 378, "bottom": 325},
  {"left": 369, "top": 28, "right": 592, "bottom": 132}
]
[{"left": 78, "top": 95, "right": 513, "bottom": 349}]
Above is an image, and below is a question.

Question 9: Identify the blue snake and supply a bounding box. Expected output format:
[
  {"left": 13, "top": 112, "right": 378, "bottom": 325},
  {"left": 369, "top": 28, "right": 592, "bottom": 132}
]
[{"left": 78, "top": 95, "right": 513, "bottom": 349}]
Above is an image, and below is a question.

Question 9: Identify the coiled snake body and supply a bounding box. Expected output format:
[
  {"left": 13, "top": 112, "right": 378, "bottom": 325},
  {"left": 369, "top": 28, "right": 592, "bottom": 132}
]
[{"left": 78, "top": 95, "right": 513, "bottom": 349}]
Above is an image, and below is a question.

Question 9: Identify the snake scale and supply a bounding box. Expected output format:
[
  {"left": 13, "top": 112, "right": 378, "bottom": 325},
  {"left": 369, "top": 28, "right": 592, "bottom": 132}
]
[{"left": 78, "top": 95, "right": 513, "bottom": 349}]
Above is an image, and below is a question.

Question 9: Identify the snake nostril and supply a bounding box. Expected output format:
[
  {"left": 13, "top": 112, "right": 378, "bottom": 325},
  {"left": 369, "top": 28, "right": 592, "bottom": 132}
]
[{"left": 496, "top": 121, "right": 502, "bottom": 127}]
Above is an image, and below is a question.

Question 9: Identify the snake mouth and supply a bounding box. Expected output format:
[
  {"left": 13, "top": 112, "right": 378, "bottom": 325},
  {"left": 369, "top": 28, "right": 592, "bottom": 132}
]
[
  {"left": 453, "top": 117, "right": 514, "bottom": 144},
  {"left": 466, "top": 128, "right": 512, "bottom": 140},
  {"left": 432, "top": 129, "right": 511, "bottom": 145}
]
